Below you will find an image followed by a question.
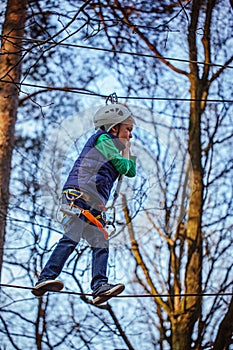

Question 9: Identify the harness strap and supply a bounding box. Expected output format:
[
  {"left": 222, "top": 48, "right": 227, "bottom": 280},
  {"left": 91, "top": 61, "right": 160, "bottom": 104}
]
[
  {"left": 78, "top": 207, "right": 108, "bottom": 240},
  {"left": 62, "top": 188, "right": 108, "bottom": 240}
]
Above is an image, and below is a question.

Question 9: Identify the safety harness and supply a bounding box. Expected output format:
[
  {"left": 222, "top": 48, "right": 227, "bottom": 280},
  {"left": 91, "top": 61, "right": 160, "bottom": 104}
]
[{"left": 61, "top": 189, "right": 109, "bottom": 240}]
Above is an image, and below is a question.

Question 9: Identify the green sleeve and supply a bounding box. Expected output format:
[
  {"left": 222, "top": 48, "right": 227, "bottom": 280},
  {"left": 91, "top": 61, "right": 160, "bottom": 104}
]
[{"left": 95, "top": 134, "right": 136, "bottom": 177}]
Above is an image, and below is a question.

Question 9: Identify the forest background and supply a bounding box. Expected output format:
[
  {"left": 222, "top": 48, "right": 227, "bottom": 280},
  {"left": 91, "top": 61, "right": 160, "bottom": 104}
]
[{"left": 0, "top": 1, "right": 232, "bottom": 349}]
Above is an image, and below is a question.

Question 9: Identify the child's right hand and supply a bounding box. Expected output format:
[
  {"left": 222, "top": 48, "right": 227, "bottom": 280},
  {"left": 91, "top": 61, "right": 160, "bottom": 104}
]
[{"left": 122, "top": 141, "right": 131, "bottom": 158}]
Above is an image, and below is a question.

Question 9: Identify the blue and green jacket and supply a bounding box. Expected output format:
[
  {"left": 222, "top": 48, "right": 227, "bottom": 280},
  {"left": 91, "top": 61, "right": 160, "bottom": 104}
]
[{"left": 63, "top": 130, "right": 136, "bottom": 206}]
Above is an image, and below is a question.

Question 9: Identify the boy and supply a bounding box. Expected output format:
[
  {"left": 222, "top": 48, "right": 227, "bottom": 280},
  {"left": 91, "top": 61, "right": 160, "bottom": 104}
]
[{"left": 32, "top": 103, "right": 136, "bottom": 305}]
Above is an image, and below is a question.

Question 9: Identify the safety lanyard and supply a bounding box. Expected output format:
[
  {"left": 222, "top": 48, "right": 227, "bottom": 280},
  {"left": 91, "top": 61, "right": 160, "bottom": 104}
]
[
  {"left": 62, "top": 190, "right": 109, "bottom": 240},
  {"left": 74, "top": 205, "right": 108, "bottom": 240}
]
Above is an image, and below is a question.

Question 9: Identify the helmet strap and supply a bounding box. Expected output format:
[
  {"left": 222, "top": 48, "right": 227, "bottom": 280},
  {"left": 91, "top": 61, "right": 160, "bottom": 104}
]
[
  {"left": 116, "top": 124, "right": 121, "bottom": 138},
  {"left": 110, "top": 124, "right": 120, "bottom": 137}
]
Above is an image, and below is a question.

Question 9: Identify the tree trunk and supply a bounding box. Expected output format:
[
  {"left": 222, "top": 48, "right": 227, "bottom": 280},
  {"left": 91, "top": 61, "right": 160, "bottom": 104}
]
[
  {"left": 213, "top": 295, "right": 233, "bottom": 350},
  {"left": 0, "top": 0, "right": 28, "bottom": 280},
  {"left": 170, "top": 95, "right": 204, "bottom": 348},
  {"left": 170, "top": 0, "right": 204, "bottom": 348}
]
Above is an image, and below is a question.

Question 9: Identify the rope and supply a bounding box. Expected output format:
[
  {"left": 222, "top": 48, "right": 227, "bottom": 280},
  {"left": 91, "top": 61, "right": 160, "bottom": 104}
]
[{"left": 1, "top": 283, "right": 232, "bottom": 298}]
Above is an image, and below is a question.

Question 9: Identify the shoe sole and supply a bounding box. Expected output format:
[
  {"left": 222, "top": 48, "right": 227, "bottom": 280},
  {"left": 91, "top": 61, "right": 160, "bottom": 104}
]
[
  {"left": 93, "top": 284, "right": 125, "bottom": 305},
  {"left": 31, "top": 280, "right": 64, "bottom": 297}
]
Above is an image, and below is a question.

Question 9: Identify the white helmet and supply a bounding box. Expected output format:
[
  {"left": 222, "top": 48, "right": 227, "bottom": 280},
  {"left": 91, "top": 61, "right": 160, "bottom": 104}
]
[{"left": 93, "top": 103, "right": 134, "bottom": 132}]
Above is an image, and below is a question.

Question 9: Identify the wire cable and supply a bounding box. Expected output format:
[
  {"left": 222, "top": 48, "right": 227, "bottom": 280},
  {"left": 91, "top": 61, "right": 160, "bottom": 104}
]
[
  {"left": 1, "top": 283, "right": 232, "bottom": 298},
  {"left": 1, "top": 35, "right": 233, "bottom": 70},
  {"left": 0, "top": 79, "right": 232, "bottom": 103}
]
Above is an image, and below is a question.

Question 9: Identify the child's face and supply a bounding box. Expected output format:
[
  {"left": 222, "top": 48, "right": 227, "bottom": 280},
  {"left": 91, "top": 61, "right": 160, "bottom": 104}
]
[{"left": 118, "top": 122, "right": 134, "bottom": 141}]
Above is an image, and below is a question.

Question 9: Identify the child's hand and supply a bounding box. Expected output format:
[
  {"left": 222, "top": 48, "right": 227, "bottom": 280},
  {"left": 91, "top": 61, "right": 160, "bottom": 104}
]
[
  {"left": 120, "top": 138, "right": 130, "bottom": 147},
  {"left": 122, "top": 141, "right": 131, "bottom": 158}
]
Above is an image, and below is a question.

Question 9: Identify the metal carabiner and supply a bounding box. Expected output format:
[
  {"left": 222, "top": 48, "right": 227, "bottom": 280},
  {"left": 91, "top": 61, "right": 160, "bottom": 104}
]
[{"left": 106, "top": 92, "right": 118, "bottom": 105}]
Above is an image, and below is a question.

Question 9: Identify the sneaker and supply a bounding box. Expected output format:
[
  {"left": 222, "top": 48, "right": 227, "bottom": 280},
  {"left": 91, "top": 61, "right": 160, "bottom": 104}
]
[
  {"left": 31, "top": 279, "right": 64, "bottom": 297},
  {"left": 93, "top": 283, "right": 125, "bottom": 305}
]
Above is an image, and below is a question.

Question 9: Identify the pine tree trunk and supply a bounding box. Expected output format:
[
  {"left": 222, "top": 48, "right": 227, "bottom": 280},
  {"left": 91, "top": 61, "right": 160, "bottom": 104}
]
[{"left": 0, "top": 0, "right": 28, "bottom": 279}]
